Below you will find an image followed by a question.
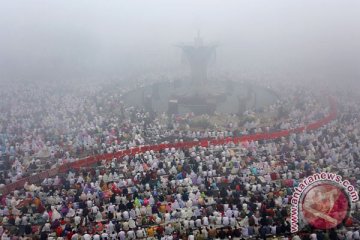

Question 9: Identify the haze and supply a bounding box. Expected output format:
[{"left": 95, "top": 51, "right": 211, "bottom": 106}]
[{"left": 0, "top": 0, "right": 359, "bottom": 89}]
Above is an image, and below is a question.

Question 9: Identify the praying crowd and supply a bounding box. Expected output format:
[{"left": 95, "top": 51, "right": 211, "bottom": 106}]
[{"left": 0, "top": 81, "right": 359, "bottom": 239}]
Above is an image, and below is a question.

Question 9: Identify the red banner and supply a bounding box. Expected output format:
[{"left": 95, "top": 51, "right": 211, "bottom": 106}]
[{"left": 1, "top": 97, "right": 337, "bottom": 194}]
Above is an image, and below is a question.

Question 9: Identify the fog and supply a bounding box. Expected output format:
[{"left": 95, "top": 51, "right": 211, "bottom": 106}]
[
  {"left": 0, "top": 0, "right": 359, "bottom": 88},
  {"left": 1, "top": 2, "right": 360, "bottom": 236}
]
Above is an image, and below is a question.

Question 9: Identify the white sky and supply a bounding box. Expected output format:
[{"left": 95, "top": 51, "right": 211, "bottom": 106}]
[{"left": 0, "top": 0, "right": 359, "bottom": 84}]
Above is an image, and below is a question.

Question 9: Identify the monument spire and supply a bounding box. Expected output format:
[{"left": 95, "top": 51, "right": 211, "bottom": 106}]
[{"left": 178, "top": 33, "right": 217, "bottom": 86}]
